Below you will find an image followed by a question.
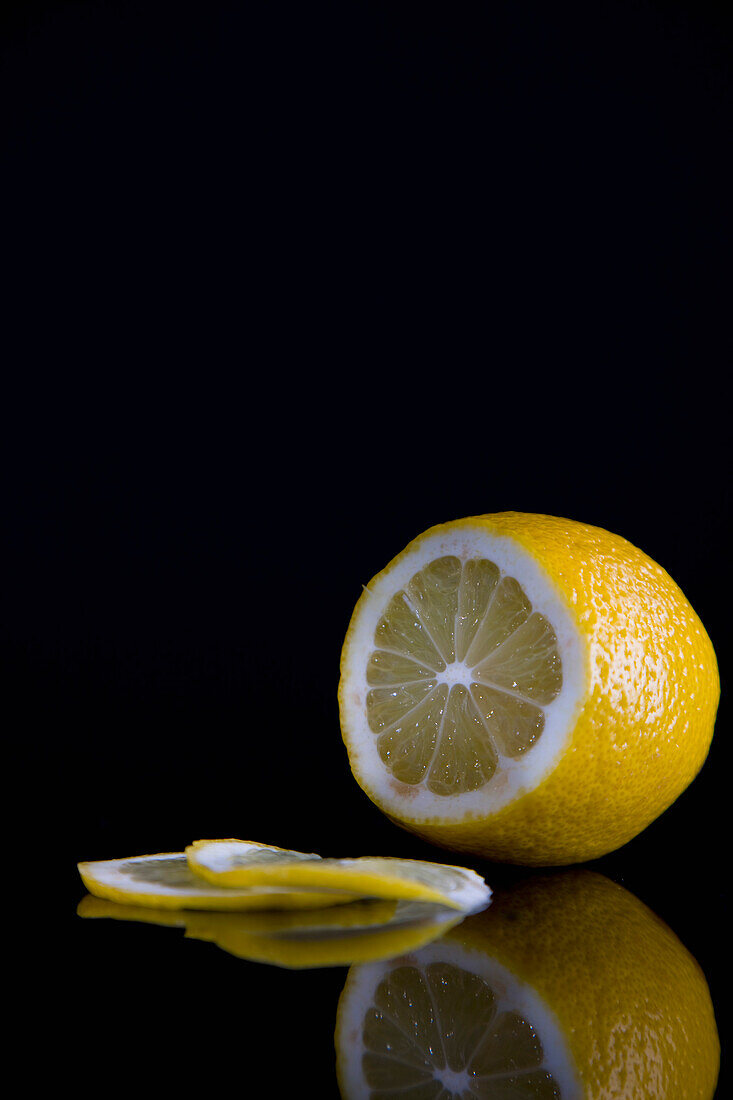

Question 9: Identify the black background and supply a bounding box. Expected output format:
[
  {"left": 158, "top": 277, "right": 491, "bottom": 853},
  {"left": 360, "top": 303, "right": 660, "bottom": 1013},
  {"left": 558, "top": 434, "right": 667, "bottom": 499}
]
[{"left": 3, "top": 1, "right": 730, "bottom": 1094}]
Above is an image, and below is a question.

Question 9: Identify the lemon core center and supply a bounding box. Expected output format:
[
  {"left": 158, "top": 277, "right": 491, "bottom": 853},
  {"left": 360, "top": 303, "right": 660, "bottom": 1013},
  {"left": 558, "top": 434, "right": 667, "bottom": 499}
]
[{"left": 438, "top": 662, "right": 473, "bottom": 688}]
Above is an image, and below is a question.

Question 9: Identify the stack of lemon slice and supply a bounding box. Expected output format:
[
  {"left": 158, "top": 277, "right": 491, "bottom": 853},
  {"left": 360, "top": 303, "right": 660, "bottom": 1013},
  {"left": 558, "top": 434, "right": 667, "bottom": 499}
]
[
  {"left": 77, "top": 839, "right": 490, "bottom": 968},
  {"left": 78, "top": 839, "right": 490, "bottom": 913}
]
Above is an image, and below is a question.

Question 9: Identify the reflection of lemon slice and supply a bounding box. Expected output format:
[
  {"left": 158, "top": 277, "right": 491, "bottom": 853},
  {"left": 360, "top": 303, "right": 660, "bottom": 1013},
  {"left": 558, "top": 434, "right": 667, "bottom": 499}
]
[
  {"left": 77, "top": 894, "right": 189, "bottom": 927},
  {"left": 187, "top": 839, "right": 491, "bottom": 911},
  {"left": 77, "top": 893, "right": 396, "bottom": 932},
  {"left": 77, "top": 852, "right": 360, "bottom": 910},
  {"left": 185, "top": 900, "right": 464, "bottom": 969},
  {"left": 338, "top": 513, "right": 719, "bottom": 864},
  {"left": 336, "top": 871, "right": 719, "bottom": 1098},
  {"left": 77, "top": 891, "right": 464, "bottom": 969}
]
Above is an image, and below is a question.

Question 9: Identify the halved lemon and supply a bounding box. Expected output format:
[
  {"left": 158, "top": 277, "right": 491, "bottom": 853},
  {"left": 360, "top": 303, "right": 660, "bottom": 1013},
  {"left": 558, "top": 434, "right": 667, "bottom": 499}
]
[
  {"left": 338, "top": 513, "right": 719, "bottom": 864},
  {"left": 77, "top": 852, "right": 362, "bottom": 910},
  {"left": 187, "top": 839, "right": 491, "bottom": 912}
]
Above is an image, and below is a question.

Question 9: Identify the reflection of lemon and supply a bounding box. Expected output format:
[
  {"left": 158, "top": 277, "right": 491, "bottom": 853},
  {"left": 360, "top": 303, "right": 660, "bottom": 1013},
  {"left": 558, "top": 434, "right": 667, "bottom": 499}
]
[
  {"left": 335, "top": 871, "right": 719, "bottom": 1098},
  {"left": 339, "top": 513, "right": 719, "bottom": 864}
]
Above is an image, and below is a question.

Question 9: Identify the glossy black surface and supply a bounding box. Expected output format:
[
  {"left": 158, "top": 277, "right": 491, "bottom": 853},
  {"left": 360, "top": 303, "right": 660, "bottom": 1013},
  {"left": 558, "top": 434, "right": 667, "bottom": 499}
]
[
  {"left": 63, "top": 828, "right": 726, "bottom": 1096},
  {"left": 4, "top": 2, "right": 729, "bottom": 1095}
]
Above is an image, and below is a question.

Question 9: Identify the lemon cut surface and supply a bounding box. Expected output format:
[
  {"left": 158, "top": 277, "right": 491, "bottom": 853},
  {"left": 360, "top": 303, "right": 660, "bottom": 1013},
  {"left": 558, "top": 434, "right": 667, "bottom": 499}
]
[
  {"left": 365, "top": 555, "right": 563, "bottom": 795},
  {"left": 339, "top": 513, "right": 719, "bottom": 864}
]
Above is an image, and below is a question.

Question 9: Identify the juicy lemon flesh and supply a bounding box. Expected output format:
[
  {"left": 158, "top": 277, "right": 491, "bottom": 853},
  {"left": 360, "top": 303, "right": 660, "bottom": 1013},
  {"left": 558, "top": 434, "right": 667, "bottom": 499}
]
[
  {"left": 120, "top": 856, "right": 199, "bottom": 887},
  {"left": 367, "top": 556, "right": 562, "bottom": 796},
  {"left": 362, "top": 961, "right": 561, "bottom": 1098}
]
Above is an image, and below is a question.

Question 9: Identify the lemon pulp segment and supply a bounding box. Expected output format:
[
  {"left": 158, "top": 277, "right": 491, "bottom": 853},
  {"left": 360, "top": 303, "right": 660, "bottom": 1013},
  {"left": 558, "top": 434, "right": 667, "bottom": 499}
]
[{"left": 368, "top": 555, "right": 562, "bottom": 795}]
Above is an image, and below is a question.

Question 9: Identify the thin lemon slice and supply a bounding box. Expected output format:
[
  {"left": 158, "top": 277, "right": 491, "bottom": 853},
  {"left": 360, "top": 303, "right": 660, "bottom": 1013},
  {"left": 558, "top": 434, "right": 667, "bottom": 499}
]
[
  {"left": 77, "top": 893, "right": 465, "bottom": 969},
  {"left": 187, "top": 839, "right": 492, "bottom": 912},
  {"left": 77, "top": 852, "right": 362, "bottom": 910}
]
